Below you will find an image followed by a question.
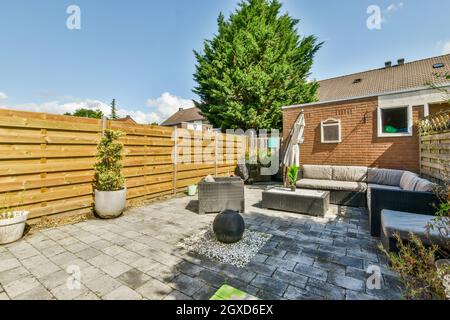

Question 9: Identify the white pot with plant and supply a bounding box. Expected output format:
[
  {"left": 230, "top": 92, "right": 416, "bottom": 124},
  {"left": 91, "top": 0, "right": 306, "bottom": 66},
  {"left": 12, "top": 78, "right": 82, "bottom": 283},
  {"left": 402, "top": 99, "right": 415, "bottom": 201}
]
[
  {"left": 94, "top": 129, "right": 126, "bottom": 219},
  {"left": 0, "top": 197, "right": 29, "bottom": 244}
]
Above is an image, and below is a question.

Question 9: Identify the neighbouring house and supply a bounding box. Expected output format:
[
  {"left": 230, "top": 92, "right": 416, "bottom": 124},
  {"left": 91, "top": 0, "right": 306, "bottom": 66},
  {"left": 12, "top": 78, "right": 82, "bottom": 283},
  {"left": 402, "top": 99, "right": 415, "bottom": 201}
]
[
  {"left": 283, "top": 54, "right": 450, "bottom": 173},
  {"left": 116, "top": 115, "right": 137, "bottom": 124},
  {"left": 161, "top": 107, "right": 213, "bottom": 131}
]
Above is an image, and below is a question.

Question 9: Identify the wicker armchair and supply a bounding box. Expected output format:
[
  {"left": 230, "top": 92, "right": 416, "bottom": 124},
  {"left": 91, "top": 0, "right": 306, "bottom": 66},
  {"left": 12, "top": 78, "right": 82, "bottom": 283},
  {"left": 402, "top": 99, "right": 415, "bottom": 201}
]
[{"left": 198, "top": 177, "right": 245, "bottom": 214}]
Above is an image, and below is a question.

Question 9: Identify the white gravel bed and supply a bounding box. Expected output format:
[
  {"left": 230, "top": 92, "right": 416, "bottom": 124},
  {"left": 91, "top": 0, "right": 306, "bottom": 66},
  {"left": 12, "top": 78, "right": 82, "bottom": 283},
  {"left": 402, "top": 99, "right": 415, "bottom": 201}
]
[{"left": 178, "top": 227, "right": 272, "bottom": 268}]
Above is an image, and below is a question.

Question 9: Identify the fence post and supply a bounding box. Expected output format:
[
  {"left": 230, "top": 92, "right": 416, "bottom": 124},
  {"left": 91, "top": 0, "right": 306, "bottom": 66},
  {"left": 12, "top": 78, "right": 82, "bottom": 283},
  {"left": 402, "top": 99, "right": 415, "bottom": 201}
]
[
  {"left": 101, "top": 116, "right": 107, "bottom": 136},
  {"left": 215, "top": 132, "right": 218, "bottom": 177},
  {"left": 173, "top": 128, "right": 178, "bottom": 195}
]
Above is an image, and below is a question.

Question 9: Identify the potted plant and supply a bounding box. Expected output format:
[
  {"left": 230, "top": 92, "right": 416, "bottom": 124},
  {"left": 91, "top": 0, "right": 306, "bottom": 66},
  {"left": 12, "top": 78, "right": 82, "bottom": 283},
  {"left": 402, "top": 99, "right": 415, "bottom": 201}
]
[
  {"left": 94, "top": 129, "right": 126, "bottom": 219},
  {"left": 0, "top": 195, "right": 29, "bottom": 245},
  {"left": 287, "top": 165, "right": 299, "bottom": 192}
]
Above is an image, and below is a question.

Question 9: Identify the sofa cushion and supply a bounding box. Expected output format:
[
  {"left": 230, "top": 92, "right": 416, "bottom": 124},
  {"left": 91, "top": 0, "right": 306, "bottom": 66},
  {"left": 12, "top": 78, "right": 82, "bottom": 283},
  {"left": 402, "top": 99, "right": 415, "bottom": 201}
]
[
  {"left": 297, "top": 178, "right": 367, "bottom": 192},
  {"left": 381, "top": 210, "right": 445, "bottom": 245},
  {"left": 399, "top": 172, "right": 420, "bottom": 191},
  {"left": 204, "top": 175, "right": 215, "bottom": 183},
  {"left": 302, "top": 165, "right": 332, "bottom": 180},
  {"left": 368, "top": 168, "right": 404, "bottom": 186},
  {"left": 414, "top": 178, "right": 435, "bottom": 193},
  {"left": 332, "top": 166, "right": 368, "bottom": 182}
]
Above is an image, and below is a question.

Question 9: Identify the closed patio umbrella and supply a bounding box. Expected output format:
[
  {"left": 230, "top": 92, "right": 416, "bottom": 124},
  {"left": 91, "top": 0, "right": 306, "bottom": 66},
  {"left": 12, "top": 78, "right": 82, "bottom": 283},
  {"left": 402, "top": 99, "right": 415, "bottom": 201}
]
[
  {"left": 283, "top": 111, "right": 305, "bottom": 167},
  {"left": 282, "top": 111, "right": 305, "bottom": 184}
]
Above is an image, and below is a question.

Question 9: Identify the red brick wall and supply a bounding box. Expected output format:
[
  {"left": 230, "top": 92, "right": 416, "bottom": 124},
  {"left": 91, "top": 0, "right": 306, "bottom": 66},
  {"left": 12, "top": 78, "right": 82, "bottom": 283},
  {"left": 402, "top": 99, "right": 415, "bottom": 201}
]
[{"left": 282, "top": 97, "right": 422, "bottom": 173}]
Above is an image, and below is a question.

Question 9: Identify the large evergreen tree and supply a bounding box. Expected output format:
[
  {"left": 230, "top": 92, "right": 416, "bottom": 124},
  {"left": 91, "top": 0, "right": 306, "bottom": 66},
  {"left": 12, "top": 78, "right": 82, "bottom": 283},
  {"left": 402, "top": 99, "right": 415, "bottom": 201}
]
[{"left": 193, "top": 0, "right": 321, "bottom": 130}]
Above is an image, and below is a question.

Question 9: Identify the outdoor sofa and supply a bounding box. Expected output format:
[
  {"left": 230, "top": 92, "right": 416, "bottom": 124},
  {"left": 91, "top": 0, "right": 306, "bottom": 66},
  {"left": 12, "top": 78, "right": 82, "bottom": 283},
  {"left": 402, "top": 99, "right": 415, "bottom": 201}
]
[
  {"left": 198, "top": 176, "right": 245, "bottom": 214},
  {"left": 296, "top": 165, "right": 440, "bottom": 237}
]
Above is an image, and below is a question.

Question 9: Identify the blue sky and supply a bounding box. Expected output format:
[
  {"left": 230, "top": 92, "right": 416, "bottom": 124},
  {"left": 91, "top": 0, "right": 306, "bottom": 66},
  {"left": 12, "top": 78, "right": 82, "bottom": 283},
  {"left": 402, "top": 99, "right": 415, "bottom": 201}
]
[{"left": 0, "top": 0, "right": 449, "bottom": 123}]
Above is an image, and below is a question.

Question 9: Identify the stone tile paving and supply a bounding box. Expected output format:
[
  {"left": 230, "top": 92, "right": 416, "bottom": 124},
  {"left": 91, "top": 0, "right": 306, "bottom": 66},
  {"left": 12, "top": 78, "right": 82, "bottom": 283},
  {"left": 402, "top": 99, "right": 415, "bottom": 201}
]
[{"left": 0, "top": 185, "right": 404, "bottom": 300}]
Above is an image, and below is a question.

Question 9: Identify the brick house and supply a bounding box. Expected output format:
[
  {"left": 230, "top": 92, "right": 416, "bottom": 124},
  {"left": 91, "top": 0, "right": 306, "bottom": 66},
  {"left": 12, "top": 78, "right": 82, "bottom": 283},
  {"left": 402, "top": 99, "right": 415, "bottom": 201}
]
[
  {"left": 161, "top": 107, "right": 213, "bottom": 131},
  {"left": 282, "top": 54, "right": 450, "bottom": 173}
]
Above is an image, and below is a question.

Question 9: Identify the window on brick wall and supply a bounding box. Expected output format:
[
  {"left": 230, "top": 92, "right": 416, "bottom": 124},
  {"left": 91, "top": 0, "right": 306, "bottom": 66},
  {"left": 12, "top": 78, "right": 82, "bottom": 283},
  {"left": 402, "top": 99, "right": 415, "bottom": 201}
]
[
  {"left": 321, "top": 118, "right": 341, "bottom": 143},
  {"left": 377, "top": 105, "right": 412, "bottom": 137}
]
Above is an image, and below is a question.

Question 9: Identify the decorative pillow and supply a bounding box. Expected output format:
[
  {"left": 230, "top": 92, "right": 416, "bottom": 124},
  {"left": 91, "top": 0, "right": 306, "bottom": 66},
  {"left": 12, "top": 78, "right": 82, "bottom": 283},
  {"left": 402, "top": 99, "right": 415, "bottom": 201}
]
[
  {"left": 332, "top": 166, "right": 368, "bottom": 182},
  {"left": 414, "top": 178, "right": 435, "bottom": 193},
  {"left": 302, "top": 165, "right": 332, "bottom": 180},
  {"left": 368, "top": 168, "right": 405, "bottom": 186},
  {"left": 204, "top": 175, "right": 215, "bottom": 183},
  {"left": 399, "top": 172, "right": 420, "bottom": 191}
]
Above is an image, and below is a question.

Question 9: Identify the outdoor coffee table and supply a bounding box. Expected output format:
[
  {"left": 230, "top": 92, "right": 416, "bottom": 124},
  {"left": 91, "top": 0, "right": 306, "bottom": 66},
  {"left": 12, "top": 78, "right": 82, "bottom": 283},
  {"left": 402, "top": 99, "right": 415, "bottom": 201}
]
[{"left": 262, "top": 188, "right": 330, "bottom": 217}]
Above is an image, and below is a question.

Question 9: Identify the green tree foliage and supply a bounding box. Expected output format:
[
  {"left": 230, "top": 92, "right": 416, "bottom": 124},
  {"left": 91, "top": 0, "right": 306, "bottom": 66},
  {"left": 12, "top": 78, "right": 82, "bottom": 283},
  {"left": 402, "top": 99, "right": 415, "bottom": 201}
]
[
  {"left": 64, "top": 108, "right": 103, "bottom": 119},
  {"left": 193, "top": 0, "right": 322, "bottom": 130},
  {"left": 110, "top": 99, "right": 119, "bottom": 120},
  {"left": 94, "top": 130, "right": 125, "bottom": 191}
]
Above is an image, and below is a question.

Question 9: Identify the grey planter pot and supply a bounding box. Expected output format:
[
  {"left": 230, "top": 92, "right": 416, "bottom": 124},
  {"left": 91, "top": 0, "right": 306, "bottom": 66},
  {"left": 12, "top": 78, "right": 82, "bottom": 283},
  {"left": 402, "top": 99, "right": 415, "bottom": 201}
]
[
  {"left": 95, "top": 187, "right": 127, "bottom": 219},
  {"left": 0, "top": 211, "right": 29, "bottom": 245}
]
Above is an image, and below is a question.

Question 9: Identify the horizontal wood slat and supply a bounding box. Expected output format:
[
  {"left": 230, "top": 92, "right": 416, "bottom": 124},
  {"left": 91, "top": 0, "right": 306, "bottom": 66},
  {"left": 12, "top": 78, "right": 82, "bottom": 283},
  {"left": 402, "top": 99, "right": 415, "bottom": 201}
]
[{"left": 0, "top": 108, "right": 242, "bottom": 220}]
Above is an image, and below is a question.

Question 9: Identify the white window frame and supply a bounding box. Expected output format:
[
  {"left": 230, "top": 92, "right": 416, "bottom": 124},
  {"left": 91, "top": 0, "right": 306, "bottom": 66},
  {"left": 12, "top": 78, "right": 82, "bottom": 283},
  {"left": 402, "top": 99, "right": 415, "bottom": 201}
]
[
  {"left": 321, "top": 118, "right": 341, "bottom": 144},
  {"left": 377, "top": 105, "right": 413, "bottom": 138}
]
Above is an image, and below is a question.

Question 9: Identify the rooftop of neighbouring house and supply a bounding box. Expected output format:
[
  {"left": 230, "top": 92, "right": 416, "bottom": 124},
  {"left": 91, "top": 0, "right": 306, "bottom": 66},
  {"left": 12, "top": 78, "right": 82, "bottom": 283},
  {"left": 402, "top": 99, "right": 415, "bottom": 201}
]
[
  {"left": 160, "top": 107, "right": 206, "bottom": 126},
  {"left": 286, "top": 54, "right": 450, "bottom": 108}
]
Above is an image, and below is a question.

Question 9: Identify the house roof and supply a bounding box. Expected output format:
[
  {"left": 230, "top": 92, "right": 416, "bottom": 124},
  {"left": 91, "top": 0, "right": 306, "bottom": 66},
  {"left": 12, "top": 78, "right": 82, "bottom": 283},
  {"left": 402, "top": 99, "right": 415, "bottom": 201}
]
[
  {"left": 298, "top": 54, "right": 450, "bottom": 107},
  {"left": 116, "top": 115, "right": 137, "bottom": 124},
  {"left": 160, "top": 107, "right": 205, "bottom": 126}
]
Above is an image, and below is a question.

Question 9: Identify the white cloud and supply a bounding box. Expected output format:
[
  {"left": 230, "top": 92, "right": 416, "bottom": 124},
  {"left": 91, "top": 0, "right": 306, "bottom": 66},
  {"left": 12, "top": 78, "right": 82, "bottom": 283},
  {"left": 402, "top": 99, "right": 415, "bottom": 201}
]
[
  {"left": 442, "top": 41, "right": 450, "bottom": 54},
  {"left": 146, "top": 92, "right": 195, "bottom": 122},
  {"left": 381, "top": 2, "right": 404, "bottom": 24},
  {"left": 0, "top": 92, "right": 8, "bottom": 100},
  {"left": 385, "top": 2, "right": 403, "bottom": 14},
  {"left": 0, "top": 92, "right": 195, "bottom": 125}
]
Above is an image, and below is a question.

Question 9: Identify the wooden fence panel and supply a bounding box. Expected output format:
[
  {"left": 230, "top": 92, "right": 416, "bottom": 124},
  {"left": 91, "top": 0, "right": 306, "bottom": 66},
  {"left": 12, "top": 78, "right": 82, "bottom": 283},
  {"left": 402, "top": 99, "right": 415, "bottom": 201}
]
[
  {"left": 420, "top": 131, "right": 450, "bottom": 182},
  {"left": 0, "top": 108, "right": 242, "bottom": 221}
]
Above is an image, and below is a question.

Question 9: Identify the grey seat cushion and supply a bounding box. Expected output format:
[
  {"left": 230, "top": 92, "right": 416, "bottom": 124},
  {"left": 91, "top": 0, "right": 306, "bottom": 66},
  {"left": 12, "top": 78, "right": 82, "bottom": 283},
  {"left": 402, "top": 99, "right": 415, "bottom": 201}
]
[
  {"left": 381, "top": 210, "right": 444, "bottom": 245},
  {"left": 368, "top": 168, "right": 404, "bottom": 186},
  {"left": 297, "top": 179, "right": 367, "bottom": 192},
  {"left": 302, "top": 165, "right": 333, "bottom": 180},
  {"left": 332, "top": 166, "right": 368, "bottom": 182},
  {"left": 399, "top": 172, "right": 421, "bottom": 191},
  {"left": 414, "top": 178, "right": 435, "bottom": 192}
]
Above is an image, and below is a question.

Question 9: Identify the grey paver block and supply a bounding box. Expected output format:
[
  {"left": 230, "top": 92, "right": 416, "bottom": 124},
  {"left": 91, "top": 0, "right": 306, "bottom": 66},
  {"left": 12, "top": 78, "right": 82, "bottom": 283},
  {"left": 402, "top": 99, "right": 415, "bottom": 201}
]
[
  {"left": 328, "top": 273, "right": 365, "bottom": 291},
  {"left": 283, "top": 285, "right": 322, "bottom": 300},
  {"left": 164, "top": 290, "right": 193, "bottom": 300},
  {"left": 0, "top": 258, "right": 21, "bottom": 273},
  {"left": 51, "top": 283, "right": 90, "bottom": 300},
  {"left": 245, "top": 262, "right": 277, "bottom": 277},
  {"left": 251, "top": 275, "right": 288, "bottom": 297},
  {"left": 4, "top": 276, "right": 40, "bottom": 298},
  {"left": 15, "top": 284, "right": 54, "bottom": 300},
  {"left": 293, "top": 263, "right": 328, "bottom": 282},
  {"left": 136, "top": 278, "right": 173, "bottom": 299},
  {"left": 0, "top": 266, "right": 31, "bottom": 285},
  {"left": 117, "top": 268, "right": 150, "bottom": 290},
  {"left": 169, "top": 274, "right": 205, "bottom": 296},
  {"left": 103, "top": 285, "right": 142, "bottom": 300},
  {"left": 102, "top": 245, "right": 127, "bottom": 257},
  {"left": 100, "top": 260, "right": 132, "bottom": 278},
  {"left": 306, "top": 278, "right": 346, "bottom": 300},
  {"left": 84, "top": 274, "right": 122, "bottom": 297},
  {"left": 265, "top": 256, "right": 297, "bottom": 271},
  {"left": 273, "top": 269, "right": 308, "bottom": 289}
]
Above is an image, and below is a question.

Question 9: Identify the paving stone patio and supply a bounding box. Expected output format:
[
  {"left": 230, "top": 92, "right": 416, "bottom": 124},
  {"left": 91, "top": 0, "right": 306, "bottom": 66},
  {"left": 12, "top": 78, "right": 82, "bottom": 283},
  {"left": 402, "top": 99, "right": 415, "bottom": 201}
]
[{"left": 0, "top": 185, "right": 404, "bottom": 300}]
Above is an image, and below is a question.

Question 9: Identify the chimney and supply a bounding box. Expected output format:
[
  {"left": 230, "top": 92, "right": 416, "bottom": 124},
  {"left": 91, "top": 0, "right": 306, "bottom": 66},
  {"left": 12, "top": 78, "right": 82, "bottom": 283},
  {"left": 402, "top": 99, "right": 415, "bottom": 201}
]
[
  {"left": 179, "top": 107, "right": 184, "bottom": 112},
  {"left": 385, "top": 61, "right": 392, "bottom": 68},
  {"left": 397, "top": 58, "right": 405, "bottom": 66}
]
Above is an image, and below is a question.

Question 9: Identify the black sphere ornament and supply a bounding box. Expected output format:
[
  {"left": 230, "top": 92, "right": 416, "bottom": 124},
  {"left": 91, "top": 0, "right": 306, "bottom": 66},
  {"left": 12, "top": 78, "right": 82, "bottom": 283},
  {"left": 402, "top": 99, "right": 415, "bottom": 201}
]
[{"left": 213, "top": 210, "right": 245, "bottom": 244}]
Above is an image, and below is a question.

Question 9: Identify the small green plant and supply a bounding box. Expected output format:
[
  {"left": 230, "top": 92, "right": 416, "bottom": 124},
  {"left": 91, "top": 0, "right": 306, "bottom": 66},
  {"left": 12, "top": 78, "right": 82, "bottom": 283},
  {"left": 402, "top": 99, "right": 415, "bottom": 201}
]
[
  {"left": 381, "top": 233, "right": 447, "bottom": 300},
  {"left": 287, "top": 165, "right": 299, "bottom": 187},
  {"left": 94, "top": 129, "right": 125, "bottom": 191}
]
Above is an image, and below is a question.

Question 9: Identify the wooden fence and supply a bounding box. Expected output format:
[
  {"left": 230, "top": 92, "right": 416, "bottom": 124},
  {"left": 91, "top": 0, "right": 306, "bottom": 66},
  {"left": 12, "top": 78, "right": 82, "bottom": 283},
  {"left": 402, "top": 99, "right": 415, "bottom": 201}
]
[
  {"left": 0, "top": 108, "right": 244, "bottom": 222},
  {"left": 420, "top": 131, "right": 450, "bottom": 183}
]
